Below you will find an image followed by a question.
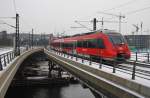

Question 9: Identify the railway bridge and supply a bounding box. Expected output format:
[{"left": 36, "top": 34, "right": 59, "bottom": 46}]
[{"left": 0, "top": 48, "right": 150, "bottom": 98}]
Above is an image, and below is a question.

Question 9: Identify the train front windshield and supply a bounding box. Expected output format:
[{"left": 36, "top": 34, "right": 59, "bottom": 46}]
[{"left": 108, "top": 33, "right": 126, "bottom": 45}]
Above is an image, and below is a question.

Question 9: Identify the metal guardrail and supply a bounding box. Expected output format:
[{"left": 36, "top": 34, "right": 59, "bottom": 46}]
[
  {"left": 50, "top": 48, "right": 150, "bottom": 81},
  {"left": 0, "top": 51, "right": 15, "bottom": 71},
  {"left": 0, "top": 47, "right": 40, "bottom": 71}
]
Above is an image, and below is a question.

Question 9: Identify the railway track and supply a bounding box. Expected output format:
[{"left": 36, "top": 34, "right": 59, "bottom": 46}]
[{"left": 118, "top": 64, "right": 150, "bottom": 76}]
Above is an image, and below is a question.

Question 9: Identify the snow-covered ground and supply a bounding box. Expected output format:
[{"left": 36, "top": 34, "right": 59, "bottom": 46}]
[
  {"left": 0, "top": 47, "right": 13, "bottom": 55},
  {"left": 52, "top": 50, "right": 150, "bottom": 87},
  {"left": 0, "top": 47, "right": 27, "bottom": 55},
  {"left": 130, "top": 52, "right": 150, "bottom": 62}
]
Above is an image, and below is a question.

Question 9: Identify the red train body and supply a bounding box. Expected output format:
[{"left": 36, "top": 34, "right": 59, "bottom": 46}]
[{"left": 50, "top": 30, "right": 131, "bottom": 60}]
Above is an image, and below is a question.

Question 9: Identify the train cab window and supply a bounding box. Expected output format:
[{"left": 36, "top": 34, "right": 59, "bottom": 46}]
[
  {"left": 108, "top": 34, "right": 126, "bottom": 45},
  {"left": 97, "top": 39, "right": 105, "bottom": 49}
]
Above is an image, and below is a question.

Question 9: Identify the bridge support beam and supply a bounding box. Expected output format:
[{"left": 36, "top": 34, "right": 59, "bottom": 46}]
[
  {"left": 48, "top": 60, "right": 63, "bottom": 78},
  {"left": 58, "top": 68, "right": 62, "bottom": 78},
  {"left": 45, "top": 49, "right": 150, "bottom": 98},
  {"left": 90, "top": 90, "right": 103, "bottom": 98},
  {"left": 48, "top": 60, "right": 53, "bottom": 78}
]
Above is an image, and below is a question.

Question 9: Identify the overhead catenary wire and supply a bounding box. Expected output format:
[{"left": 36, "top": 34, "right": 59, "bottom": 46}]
[
  {"left": 103, "top": 0, "right": 138, "bottom": 12},
  {"left": 0, "top": 0, "right": 17, "bottom": 18},
  {"left": 0, "top": 0, "right": 18, "bottom": 33},
  {"left": 126, "top": 6, "right": 150, "bottom": 15},
  {"left": 102, "top": 0, "right": 150, "bottom": 16},
  {"left": 74, "top": 21, "right": 93, "bottom": 31},
  {"left": 12, "top": 1, "right": 35, "bottom": 33}
]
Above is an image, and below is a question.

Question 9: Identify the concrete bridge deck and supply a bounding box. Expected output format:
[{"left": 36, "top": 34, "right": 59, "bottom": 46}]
[{"left": 45, "top": 49, "right": 150, "bottom": 98}]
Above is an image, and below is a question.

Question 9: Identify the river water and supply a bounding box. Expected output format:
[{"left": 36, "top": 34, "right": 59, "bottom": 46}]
[
  {"left": 5, "top": 84, "right": 95, "bottom": 98},
  {"left": 5, "top": 60, "right": 96, "bottom": 98}
]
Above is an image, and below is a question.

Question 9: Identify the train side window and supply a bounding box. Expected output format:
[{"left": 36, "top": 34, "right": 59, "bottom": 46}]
[
  {"left": 62, "top": 43, "right": 64, "bottom": 48},
  {"left": 73, "top": 42, "right": 77, "bottom": 48},
  {"left": 67, "top": 43, "right": 70, "bottom": 48},
  {"left": 63, "top": 43, "right": 65, "bottom": 48},
  {"left": 77, "top": 41, "right": 82, "bottom": 47},
  {"left": 88, "top": 39, "right": 97, "bottom": 48},
  {"left": 77, "top": 41, "right": 80, "bottom": 47},
  {"left": 83, "top": 41, "right": 88, "bottom": 48},
  {"left": 64, "top": 43, "right": 67, "bottom": 48},
  {"left": 68, "top": 43, "right": 69, "bottom": 47},
  {"left": 71, "top": 43, "right": 74, "bottom": 47},
  {"left": 72, "top": 42, "right": 76, "bottom": 48},
  {"left": 97, "top": 39, "right": 105, "bottom": 48},
  {"left": 69, "top": 43, "right": 73, "bottom": 48}
]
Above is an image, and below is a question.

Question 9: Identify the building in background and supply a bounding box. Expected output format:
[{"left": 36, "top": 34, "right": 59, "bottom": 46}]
[
  {"left": 0, "top": 31, "right": 12, "bottom": 46},
  {"left": 0, "top": 31, "right": 7, "bottom": 39},
  {"left": 125, "top": 35, "right": 150, "bottom": 51},
  {"left": 0, "top": 31, "right": 50, "bottom": 47}
]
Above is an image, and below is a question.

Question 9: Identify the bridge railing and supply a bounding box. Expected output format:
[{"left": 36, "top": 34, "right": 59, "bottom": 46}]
[
  {"left": 0, "top": 51, "right": 15, "bottom": 71},
  {"left": 0, "top": 47, "right": 38, "bottom": 71},
  {"left": 49, "top": 48, "right": 150, "bottom": 81}
]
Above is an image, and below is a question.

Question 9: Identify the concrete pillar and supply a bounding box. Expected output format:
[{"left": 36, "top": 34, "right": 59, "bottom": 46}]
[
  {"left": 58, "top": 68, "right": 62, "bottom": 78},
  {"left": 48, "top": 60, "right": 52, "bottom": 78}
]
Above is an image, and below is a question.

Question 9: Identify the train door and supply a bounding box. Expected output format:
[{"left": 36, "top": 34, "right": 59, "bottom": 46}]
[
  {"left": 72, "top": 41, "right": 77, "bottom": 54},
  {"left": 97, "top": 38, "right": 105, "bottom": 58}
]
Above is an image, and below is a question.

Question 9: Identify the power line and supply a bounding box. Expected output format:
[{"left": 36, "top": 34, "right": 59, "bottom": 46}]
[
  {"left": 0, "top": 17, "right": 15, "bottom": 19},
  {"left": 97, "top": 12, "right": 125, "bottom": 32},
  {"left": 126, "top": 6, "right": 150, "bottom": 15},
  {"left": 20, "top": 18, "right": 34, "bottom": 32},
  {"left": 74, "top": 21, "right": 93, "bottom": 31},
  {"left": 103, "top": 0, "right": 137, "bottom": 12}
]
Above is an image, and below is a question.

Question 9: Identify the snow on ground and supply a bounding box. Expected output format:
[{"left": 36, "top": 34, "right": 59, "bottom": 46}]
[
  {"left": 53, "top": 50, "right": 150, "bottom": 87},
  {"left": 0, "top": 47, "right": 27, "bottom": 55},
  {"left": 0, "top": 47, "right": 13, "bottom": 55},
  {"left": 130, "top": 52, "right": 150, "bottom": 62}
]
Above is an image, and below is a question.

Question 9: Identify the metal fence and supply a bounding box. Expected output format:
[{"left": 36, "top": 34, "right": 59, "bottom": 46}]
[
  {"left": 0, "top": 51, "right": 15, "bottom": 71},
  {"left": 50, "top": 48, "right": 150, "bottom": 81}
]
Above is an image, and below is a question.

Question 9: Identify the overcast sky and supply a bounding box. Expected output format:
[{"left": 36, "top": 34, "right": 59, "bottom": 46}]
[{"left": 0, "top": 0, "right": 150, "bottom": 35}]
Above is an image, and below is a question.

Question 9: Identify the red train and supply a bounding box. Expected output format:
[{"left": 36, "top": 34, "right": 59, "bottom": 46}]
[{"left": 50, "top": 30, "right": 131, "bottom": 60}]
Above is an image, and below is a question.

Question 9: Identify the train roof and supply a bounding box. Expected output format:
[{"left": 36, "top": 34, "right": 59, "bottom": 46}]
[
  {"left": 61, "top": 31, "right": 95, "bottom": 38},
  {"left": 62, "top": 29, "right": 119, "bottom": 38},
  {"left": 102, "top": 29, "right": 119, "bottom": 34},
  {"left": 52, "top": 29, "right": 120, "bottom": 43}
]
